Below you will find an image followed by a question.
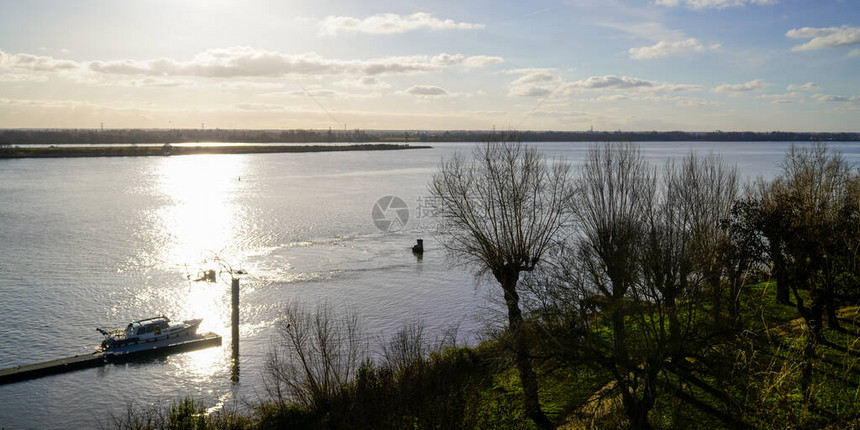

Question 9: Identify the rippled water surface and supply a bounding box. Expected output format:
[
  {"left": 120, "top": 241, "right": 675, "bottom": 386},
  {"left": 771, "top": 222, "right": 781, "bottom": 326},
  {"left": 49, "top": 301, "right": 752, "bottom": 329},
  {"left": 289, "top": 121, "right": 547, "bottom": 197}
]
[{"left": 0, "top": 141, "right": 857, "bottom": 429}]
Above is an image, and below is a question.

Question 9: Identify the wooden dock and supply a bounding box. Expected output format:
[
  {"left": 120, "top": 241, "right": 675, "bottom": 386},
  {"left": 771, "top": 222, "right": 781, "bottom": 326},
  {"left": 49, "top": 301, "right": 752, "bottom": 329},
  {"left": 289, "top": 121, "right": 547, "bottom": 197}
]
[{"left": 0, "top": 332, "right": 222, "bottom": 385}]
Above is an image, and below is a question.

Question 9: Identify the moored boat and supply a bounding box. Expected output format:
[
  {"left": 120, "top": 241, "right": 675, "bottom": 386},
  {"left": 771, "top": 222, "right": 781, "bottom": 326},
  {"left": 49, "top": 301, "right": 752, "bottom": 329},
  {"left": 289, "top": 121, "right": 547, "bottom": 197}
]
[{"left": 97, "top": 316, "right": 202, "bottom": 352}]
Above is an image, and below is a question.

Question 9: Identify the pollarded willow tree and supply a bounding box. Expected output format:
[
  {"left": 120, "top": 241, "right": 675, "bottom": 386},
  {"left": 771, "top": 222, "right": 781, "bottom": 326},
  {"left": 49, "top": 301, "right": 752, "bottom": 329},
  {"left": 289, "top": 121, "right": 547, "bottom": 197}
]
[
  {"left": 429, "top": 140, "right": 573, "bottom": 429},
  {"left": 563, "top": 144, "right": 741, "bottom": 429},
  {"left": 755, "top": 143, "right": 860, "bottom": 403}
]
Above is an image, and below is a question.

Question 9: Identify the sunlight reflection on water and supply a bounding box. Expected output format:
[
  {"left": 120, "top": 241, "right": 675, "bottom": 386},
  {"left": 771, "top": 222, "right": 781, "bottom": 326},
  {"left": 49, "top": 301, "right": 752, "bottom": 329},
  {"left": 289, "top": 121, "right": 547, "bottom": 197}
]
[{"left": 153, "top": 155, "right": 247, "bottom": 270}]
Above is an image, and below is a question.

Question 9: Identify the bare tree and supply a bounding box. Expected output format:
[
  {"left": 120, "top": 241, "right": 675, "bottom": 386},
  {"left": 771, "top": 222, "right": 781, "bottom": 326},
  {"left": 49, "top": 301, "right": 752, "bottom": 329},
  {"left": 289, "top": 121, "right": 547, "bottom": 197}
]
[
  {"left": 756, "top": 144, "right": 858, "bottom": 402},
  {"left": 674, "top": 153, "right": 739, "bottom": 325},
  {"left": 380, "top": 319, "right": 429, "bottom": 374},
  {"left": 264, "top": 301, "right": 367, "bottom": 412},
  {"left": 751, "top": 178, "right": 793, "bottom": 305},
  {"left": 429, "top": 140, "right": 572, "bottom": 429},
  {"left": 570, "top": 142, "right": 658, "bottom": 429},
  {"left": 563, "top": 145, "right": 740, "bottom": 429}
]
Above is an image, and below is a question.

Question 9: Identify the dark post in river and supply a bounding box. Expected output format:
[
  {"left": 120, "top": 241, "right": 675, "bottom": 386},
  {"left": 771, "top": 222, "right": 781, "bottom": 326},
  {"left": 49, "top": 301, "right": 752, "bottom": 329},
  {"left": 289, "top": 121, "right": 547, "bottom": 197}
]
[{"left": 231, "top": 276, "right": 239, "bottom": 383}]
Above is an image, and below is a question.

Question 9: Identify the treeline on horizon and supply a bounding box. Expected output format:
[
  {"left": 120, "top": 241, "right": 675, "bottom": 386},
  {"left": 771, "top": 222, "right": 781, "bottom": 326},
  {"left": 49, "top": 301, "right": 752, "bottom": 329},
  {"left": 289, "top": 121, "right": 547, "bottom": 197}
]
[{"left": 0, "top": 128, "right": 858, "bottom": 145}]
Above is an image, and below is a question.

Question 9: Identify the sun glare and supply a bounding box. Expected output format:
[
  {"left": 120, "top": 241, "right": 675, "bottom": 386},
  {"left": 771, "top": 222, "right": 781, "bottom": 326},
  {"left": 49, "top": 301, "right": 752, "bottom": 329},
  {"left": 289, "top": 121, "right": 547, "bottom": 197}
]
[
  {"left": 150, "top": 154, "right": 248, "bottom": 345},
  {"left": 155, "top": 155, "right": 246, "bottom": 268}
]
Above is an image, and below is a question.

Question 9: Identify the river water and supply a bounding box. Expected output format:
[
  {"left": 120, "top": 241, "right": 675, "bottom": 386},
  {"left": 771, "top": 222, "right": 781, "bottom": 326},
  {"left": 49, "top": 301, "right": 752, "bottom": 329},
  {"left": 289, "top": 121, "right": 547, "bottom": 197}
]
[{"left": 0, "top": 141, "right": 857, "bottom": 429}]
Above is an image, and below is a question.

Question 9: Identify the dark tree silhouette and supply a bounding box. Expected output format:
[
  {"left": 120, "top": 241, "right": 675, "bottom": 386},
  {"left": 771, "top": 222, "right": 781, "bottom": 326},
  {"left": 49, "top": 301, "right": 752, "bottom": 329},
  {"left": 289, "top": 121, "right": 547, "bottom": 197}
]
[{"left": 429, "top": 140, "right": 572, "bottom": 429}]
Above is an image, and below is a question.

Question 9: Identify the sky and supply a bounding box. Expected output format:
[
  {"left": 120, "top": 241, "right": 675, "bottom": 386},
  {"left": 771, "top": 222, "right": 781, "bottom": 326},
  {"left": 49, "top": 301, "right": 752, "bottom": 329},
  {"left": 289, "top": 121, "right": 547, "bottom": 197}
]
[{"left": 0, "top": 0, "right": 858, "bottom": 131}]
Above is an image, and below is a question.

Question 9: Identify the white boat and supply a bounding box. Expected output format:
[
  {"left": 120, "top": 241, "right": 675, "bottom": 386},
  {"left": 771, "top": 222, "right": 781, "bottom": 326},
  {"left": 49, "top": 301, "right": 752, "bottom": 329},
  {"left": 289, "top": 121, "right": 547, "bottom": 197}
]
[{"left": 97, "top": 316, "right": 202, "bottom": 352}]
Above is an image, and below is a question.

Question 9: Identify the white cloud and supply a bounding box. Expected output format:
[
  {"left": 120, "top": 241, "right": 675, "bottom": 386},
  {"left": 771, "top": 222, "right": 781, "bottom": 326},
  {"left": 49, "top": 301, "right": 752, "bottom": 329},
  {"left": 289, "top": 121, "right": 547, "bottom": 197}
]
[
  {"left": 319, "top": 12, "right": 483, "bottom": 36},
  {"left": 569, "top": 75, "right": 654, "bottom": 89},
  {"left": 333, "top": 76, "right": 392, "bottom": 89},
  {"left": 759, "top": 92, "right": 804, "bottom": 104},
  {"left": 235, "top": 103, "right": 285, "bottom": 111},
  {"left": 712, "top": 79, "right": 766, "bottom": 93},
  {"left": 581, "top": 94, "right": 715, "bottom": 107},
  {"left": 0, "top": 97, "right": 144, "bottom": 112},
  {"left": 811, "top": 94, "right": 859, "bottom": 103},
  {"left": 786, "top": 25, "right": 860, "bottom": 51},
  {"left": 628, "top": 38, "right": 710, "bottom": 59},
  {"left": 0, "top": 73, "right": 49, "bottom": 82},
  {"left": 83, "top": 47, "right": 502, "bottom": 79},
  {"left": 667, "top": 96, "right": 714, "bottom": 107},
  {"left": 219, "top": 81, "right": 284, "bottom": 90},
  {"left": 567, "top": 75, "right": 703, "bottom": 93},
  {"left": 643, "top": 95, "right": 716, "bottom": 106},
  {"left": 506, "top": 69, "right": 564, "bottom": 97},
  {"left": 403, "top": 85, "right": 450, "bottom": 96},
  {"left": 263, "top": 89, "right": 338, "bottom": 97},
  {"left": 583, "top": 94, "right": 632, "bottom": 102},
  {"left": 0, "top": 49, "right": 79, "bottom": 72},
  {"left": 463, "top": 55, "right": 505, "bottom": 68},
  {"left": 786, "top": 82, "right": 818, "bottom": 91},
  {"left": 600, "top": 22, "right": 685, "bottom": 42},
  {"left": 261, "top": 88, "right": 382, "bottom": 100},
  {"left": 655, "top": 0, "right": 776, "bottom": 9},
  {"left": 507, "top": 70, "right": 703, "bottom": 98},
  {"left": 135, "top": 77, "right": 190, "bottom": 87},
  {"left": 429, "top": 53, "right": 504, "bottom": 68}
]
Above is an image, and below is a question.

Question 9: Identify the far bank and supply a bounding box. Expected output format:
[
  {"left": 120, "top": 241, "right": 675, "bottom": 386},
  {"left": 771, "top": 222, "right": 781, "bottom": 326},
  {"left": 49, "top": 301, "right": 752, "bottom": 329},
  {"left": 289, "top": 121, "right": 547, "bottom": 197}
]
[{"left": 0, "top": 143, "right": 430, "bottom": 159}]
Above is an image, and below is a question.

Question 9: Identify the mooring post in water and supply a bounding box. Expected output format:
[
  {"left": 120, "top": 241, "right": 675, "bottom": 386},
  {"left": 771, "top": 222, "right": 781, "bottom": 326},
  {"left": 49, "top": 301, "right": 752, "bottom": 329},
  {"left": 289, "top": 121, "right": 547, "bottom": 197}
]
[{"left": 231, "top": 277, "right": 240, "bottom": 382}]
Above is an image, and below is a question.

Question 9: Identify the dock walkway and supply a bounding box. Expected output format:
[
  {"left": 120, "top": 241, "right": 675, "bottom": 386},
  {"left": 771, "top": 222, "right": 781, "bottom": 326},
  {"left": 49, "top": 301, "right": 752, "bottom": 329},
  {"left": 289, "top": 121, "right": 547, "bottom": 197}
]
[{"left": 0, "top": 332, "right": 221, "bottom": 385}]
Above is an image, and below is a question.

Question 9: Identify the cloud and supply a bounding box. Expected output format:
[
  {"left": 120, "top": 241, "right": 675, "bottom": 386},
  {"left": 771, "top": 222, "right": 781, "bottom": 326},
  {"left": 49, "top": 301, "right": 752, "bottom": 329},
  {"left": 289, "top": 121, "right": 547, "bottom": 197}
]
[
  {"left": 570, "top": 75, "right": 654, "bottom": 89},
  {"left": 655, "top": 0, "right": 776, "bottom": 9},
  {"left": 712, "top": 79, "right": 766, "bottom": 93},
  {"left": 506, "top": 69, "right": 564, "bottom": 97},
  {"left": 136, "top": 77, "right": 189, "bottom": 87},
  {"left": 507, "top": 70, "right": 703, "bottom": 98},
  {"left": 85, "top": 46, "right": 501, "bottom": 78},
  {"left": 786, "top": 82, "right": 818, "bottom": 91},
  {"left": 581, "top": 94, "right": 716, "bottom": 107},
  {"left": 235, "top": 103, "right": 285, "bottom": 111},
  {"left": 0, "top": 49, "right": 79, "bottom": 72},
  {"left": 261, "top": 88, "right": 382, "bottom": 100},
  {"left": 219, "top": 81, "right": 285, "bottom": 90},
  {"left": 333, "top": 76, "right": 391, "bottom": 89},
  {"left": 264, "top": 89, "right": 338, "bottom": 97},
  {"left": 403, "top": 85, "right": 450, "bottom": 96},
  {"left": 786, "top": 25, "right": 860, "bottom": 51},
  {"left": 811, "top": 94, "right": 859, "bottom": 103},
  {"left": 0, "top": 97, "right": 145, "bottom": 113},
  {"left": 759, "top": 92, "right": 803, "bottom": 104},
  {"left": 0, "top": 73, "right": 49, "bottom": 82},
  {"left": 629, "top": 38, "right": 711, "bottom": 59},
  {"left": 600, "top": 22, "right": 685, "bottom": 42},
  {"left": 567, "top": 75, "right": 703, "bottom": 93},
  {"left": 319, "top": 12, "right": 484, "bottom": 36},
  {"left": 667, "top": 96, "right": 714, "bottom": 107},
  {"left": 600, "top": 22, "right": 719, "bottom": 60},
  {"left": 430, "top": 53, "right": 503, "bottom": 67},
  {"left": 463, "top": 55, "right": 505, "bottom": 68}
]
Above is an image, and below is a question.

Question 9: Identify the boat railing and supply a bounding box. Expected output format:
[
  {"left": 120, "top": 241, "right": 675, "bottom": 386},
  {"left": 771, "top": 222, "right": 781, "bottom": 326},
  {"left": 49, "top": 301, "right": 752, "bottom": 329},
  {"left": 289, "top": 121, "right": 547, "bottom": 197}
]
[{"left": 97, "top": 327, "right": 127, "bottom": 340}]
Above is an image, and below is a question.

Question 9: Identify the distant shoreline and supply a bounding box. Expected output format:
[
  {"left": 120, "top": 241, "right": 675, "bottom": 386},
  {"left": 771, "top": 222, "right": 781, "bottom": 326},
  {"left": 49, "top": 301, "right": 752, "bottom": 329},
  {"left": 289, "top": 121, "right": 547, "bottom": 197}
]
[
  {"left": 0, "top": 143, "right": 430, "bottom": 159},
  {"left": 0, "top": 129, "right": 857, "bottom": 146}
]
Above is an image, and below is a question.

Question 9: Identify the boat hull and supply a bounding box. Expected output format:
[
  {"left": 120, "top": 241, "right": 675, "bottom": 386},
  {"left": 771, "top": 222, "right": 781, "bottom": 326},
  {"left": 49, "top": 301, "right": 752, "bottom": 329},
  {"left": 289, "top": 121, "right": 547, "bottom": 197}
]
[{"left": 99, "top": 318, "right": 202, "bottom": 352}]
